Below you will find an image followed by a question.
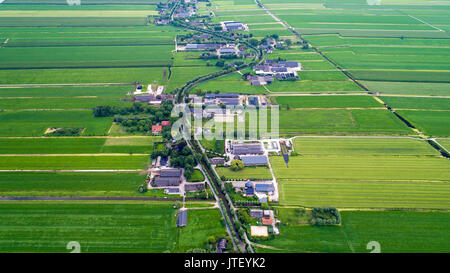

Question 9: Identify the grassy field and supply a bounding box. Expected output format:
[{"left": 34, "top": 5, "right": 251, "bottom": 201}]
[
  {"left": 0, "top": 202, "right": 226, "bottom": 253},
  {"left": 0, "top": 202, "right": 178, "bottom": 253},
  {"left": 278, "top": 109, "right": 412, "bottom": 135},
  {"left": 187, "top": 169, "right": 205, "bottom": 183},
  {"left": 258, "top": 210, "right": 450, "bottom": 253},
  {"left": 363, "top": 81, "right": 450, "bottom": 96},
  {"left": 398, "top": 110, "right": 450, "bottom": 137},
  {"left": 216, "top": 166, "right": 273, "bottom": 181},
  {"left": 382, "top": 96, "right": 450, "bottom": 110},
  {"left": 0, "top": 155, "right": 150, "bottom": 170},
  {"left": 0, "top": 172, "right": 145, "bottom": 197},
  {"left": 0, "top": 137, "right": 160, "bottom": 154},
  {"left": 0, "top": 110, "right": 113, "bottom": 136},
  {"left": 274, "top": 95, "right": 381, "bottom": 109},
  {"left": 271, "top": 137, "right": 450, "bottom": 209},
  {"left": 177, "top": 209, "right": 226, "bottom": 252}
]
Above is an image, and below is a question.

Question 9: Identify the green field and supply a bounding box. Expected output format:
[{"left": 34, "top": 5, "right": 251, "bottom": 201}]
[
  {"left": 274, "top": 95, "right": 381, "bottom": 109},
  {"left": 271, "top": 137, "right": 450, "bottom": 209},
  {"left": 0, "top": 110, "right": 113, "bottom": 136},
  {"left": 278, "top": 109, "right": 411, "bottom": 135},
  {"left": 382, "top": 96, "right": 450, "bottom": 110},
  {"left": 0, "top": 155, "right": 150, "bottom": 170},
  {"left": 0, "top": 172, "right": 145, "bottom": 197},
  {"left": 216, "top": 166, "right": 273, "bottom": 181},
  {"left": 258, "top": 210, "right": 450, "bottom": 253},
  {"left": 0, "top": 202, "right": 226, "bottom": 253},
  {"left": 0, "top": 137, "right": 160, "bottom": 154},
  {"left": 398, "top": 110, "right": 450, "bottom": 137}
]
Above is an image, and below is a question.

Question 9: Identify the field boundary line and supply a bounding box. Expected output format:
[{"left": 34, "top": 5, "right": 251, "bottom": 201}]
[
  {"left": 0, "top": 153, "right": 150, "bottom": 156},
  {"left": 407, "top": 14, "right": 445, "bottom": 32}
]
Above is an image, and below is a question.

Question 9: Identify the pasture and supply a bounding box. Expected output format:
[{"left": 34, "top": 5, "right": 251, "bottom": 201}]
[
  {"left": 0, "top": 172, "right": 145, "bottom": 197},
  {"left": 258, "top": 210, "right": 450, "bottom": 253},
  {"left": 273, "top": 95, "right": 381, "bottom": 109},
  {"left": 271, "top": 137, "right": 450, "bottom": 209},
  {"left": 216, "top": 166, "right": 273, "bottom": 181},
  {"left": 0, "top": 202, "right": 178, "bottom": 253},
  {"left": 0, "top": 136, "right": 160, "bottom": 154},
  {"left": 0, "top": 110, "right": 113, "bottom": 136},
  {"left": 0, "top": 155, "right": 150, "bottom": 170},
  {"left": 278, "top": 108, "right": 411, "bottom": 135},
  {"left": 398, "top": 110, "right": 450, "bottom": 137}
]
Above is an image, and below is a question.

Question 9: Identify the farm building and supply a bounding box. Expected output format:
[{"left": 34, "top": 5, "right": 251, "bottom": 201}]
[
  {"left": 211, "top": 157, "right": 225, "bottom": 165},
  {"left": 184, "top": 183, "right": 205, "bottom": 192},
  {"left": 154, "top": 168, "right": 182, "bottom": 187},
  {"left": 250, "top": 209, "right": 263, "bottom": 219},
  {"left": 222, "top": 21, "right": 247, "bottom": 31},
  {"left": 165, "top": 188, "right": 180, "bottom": 195},
  {"left": 255, "top": 183, "right": 275, "bottom": 194},
  {"left": 232, "top": 143, "right": 264, "bottom": 155},
  {"left": 245, "top": 180, "right": 254, "bottom": 196},
  {"left": 177, "top": 210, "right": 187, "bottom": 227},
  {"left": 152, "top": 125, "right": 162, "bottom": 134},
  {"left": 262, "top": 217, "right": 273, "bottom": 226},
  {"left": 240, "top": 155, "right": 268, "bottom": 166}
]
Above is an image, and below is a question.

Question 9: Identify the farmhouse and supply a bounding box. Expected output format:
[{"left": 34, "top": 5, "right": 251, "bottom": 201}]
[
  {"left": 254, "top": 60, "right": 302, "bottom": 80},
  {"left": 154, "top": 168, "right": 182, "bottom": 187},
  {"left": 152, "top": 125, "right": 162, "bottom": 134}
]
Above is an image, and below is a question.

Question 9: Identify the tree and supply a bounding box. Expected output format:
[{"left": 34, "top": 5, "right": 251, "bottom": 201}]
[
  {"left": 230, "top": 159, "right": 244, "bottom": 171},
  {"left": 286, "top": 104, "right": 290, "bottom": 110},
  {"left": 249, "top": 38, "right": 259, "bottom": 47}
]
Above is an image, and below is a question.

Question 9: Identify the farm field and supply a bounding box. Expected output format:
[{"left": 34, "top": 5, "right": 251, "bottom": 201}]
[
  {"left": 0, "top": 172, "right": 146, "bottom": 197},
  {"left": 273, "top": 95, "right": 381, "bottom": 109},
  {"left": 0, "top": 155, "right": 150, "bottom": 170},
  {"left": 397, "top": 110, "right": 450, "bottom": 137},
  {"left": 436, "top": 139, "right": 450, "bottom": 151},
  {"left": 362, "top": 81, "right": 450, "bottom": 96},
  {"left": 381, "top": 96, "right": 450, "bottom": 110},
  {"left": 271, "top": 137, "right": 450, "bottom": 209},
  {"left": 0, "top": 137, "right": 160, "bottom": 154},
  {"left": 278, "top": 108, "right": 412, "bottom": 135},
  {"left": 0, "top": 110, "right": 113, "bottom": 136},
  {"left": 0, "top": 202, "right": 177, "bottom": 253},
  {"left": 258, "top": 210, "right": 450, "bottom": 253},
  {"left": 216, "top": 166, "right": 273, "bottom": 181}
]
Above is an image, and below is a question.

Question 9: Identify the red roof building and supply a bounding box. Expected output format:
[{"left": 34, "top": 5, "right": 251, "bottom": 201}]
[
  {"left": 262, "top": 217, "right": 273, "bottom": 225},
  {"left": 152, "top": 125, "right": 162, "bottom": 133},
  {"left": 161, "top": 121, "right": 171, "bottom": 126}
]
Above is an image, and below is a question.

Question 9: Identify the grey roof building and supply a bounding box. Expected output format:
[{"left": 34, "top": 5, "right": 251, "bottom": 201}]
[
  {"left": 240, "top": 155, "right": 268, "bottom": 166},
  {"left": 232, "top": 143, "right": 264, "bottom": 155},
  {"left": 177, "top": 210, "right": 187, "bottom": 227},
  {"left": 185, "top": 183, "right": 205, "bottom": 192},
  {"left": 255, "top": 183, "right": 275, "bottom": 193},
  {"left": 154, "top": 168, "right": 182, "bottom": 187},
  {"left": 250, "top": 209, "right": 264, "bottom": 219},
  {"left": 211, "top": 157, "right": 225, "bottom": 165}
]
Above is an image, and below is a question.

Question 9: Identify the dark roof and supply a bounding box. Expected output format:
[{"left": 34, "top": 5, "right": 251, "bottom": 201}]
[
  {"left": 211, "top": 157, "right": 225, "bottom": 165},
  {"left": 248, "top": 97, "right": 259, "bottom": 106},
  {"left": 255, "top": 183, "right": 274, "bottom": 193},
  {"left": 220, "top": 98, "right": 239, "bottom": 106},
  {"left": 160, "top": 168, "right": 182, "bottom": 177},
  {"left": 185, "top": 183, "right": 205, "bottom": 192},
  {"left": 233, "top": 143, "right": 264, "bottom": 155},
  {"left": 250, "top": 209, "right": 263, "bottom": 218},
  {"left": 245, "top": 187, "right": 254, "bottom": 195},
  {"left": 177, "top": 210, "right": 187, "bottom": 227},
  {"left": 135, "top": 95, "right": 155, "bottom": 102},
  {"left": 279, "top": 61, "right": 299, "bottom": 67},
  {"left": 154, "top": 177, "right": 181, "bottom": 187},
  {"left": 205, "top": 93, "right": 238, "bottom": 99},
  {"left": 160, "top": 156, "right": 169, "bottom": 166},
  {"left": 272, "top": 67, "right": 287, "bottom": 73},
  {"left": 241, "top": 155, "right": 268, "bottom": 166}
]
